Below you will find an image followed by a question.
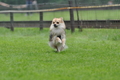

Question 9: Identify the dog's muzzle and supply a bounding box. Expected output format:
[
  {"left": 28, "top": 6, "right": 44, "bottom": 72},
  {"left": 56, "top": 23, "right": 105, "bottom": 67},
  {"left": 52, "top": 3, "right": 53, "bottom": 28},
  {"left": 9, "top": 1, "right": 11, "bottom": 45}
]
[{"left": 54, "top": 24, "right": 58, "bottom": 28}]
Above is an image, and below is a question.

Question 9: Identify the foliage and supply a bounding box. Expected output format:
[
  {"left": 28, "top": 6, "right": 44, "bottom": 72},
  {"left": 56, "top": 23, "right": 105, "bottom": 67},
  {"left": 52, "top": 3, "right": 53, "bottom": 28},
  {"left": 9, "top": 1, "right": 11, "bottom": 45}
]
[{"left": 0, "top": 28, "right": 120, "bottom": 80}]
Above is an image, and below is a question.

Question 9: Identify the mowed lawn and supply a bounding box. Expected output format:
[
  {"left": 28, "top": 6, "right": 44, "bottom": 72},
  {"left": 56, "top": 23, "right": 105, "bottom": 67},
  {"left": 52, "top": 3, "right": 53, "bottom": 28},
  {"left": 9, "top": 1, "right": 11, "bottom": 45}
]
[
  {"left": 0, "top": 28, "right": 120, "bottom": 80},
  {"left": 0, "top": 9, "right": 120, "bottom": 21}
]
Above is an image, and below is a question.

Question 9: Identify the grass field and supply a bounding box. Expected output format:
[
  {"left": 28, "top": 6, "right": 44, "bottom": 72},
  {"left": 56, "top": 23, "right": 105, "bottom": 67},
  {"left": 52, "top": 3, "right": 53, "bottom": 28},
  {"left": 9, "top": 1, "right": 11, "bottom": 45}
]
[
  {"left": 0, "top": 28, "right": 120, "bottom": 80},
  {"left": 0, "top": 9, "right": 120, "bottom": 21}
]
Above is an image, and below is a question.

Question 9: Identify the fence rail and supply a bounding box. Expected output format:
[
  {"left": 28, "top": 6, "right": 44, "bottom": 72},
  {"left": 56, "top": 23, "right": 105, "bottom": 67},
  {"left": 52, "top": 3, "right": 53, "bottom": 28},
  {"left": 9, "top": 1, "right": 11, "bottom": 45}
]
[
  {"left": 0, "top": 4, "right": 120, "bottom": 13},
  {"left": 0, "top": 20, "right": 120, "bottom": 29},
  {"left": 0, "top": 1, "right": 120, "bottom": 32}
]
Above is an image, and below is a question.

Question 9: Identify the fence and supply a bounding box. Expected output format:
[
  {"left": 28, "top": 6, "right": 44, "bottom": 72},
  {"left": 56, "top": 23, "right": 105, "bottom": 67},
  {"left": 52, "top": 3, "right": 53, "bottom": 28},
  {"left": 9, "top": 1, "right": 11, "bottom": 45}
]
[{"left": 0, "top": 0, "right": 120, "bottom": 32}]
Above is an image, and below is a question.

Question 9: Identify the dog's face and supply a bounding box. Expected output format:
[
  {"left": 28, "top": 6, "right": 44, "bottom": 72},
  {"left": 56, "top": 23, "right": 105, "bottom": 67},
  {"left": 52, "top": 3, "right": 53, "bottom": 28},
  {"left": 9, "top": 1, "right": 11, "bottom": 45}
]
[
  {"left": 52, "top": 18, "right": 63, "bottom": 28},
  {"left": 50, "top": 17, "right": 66, "bottom": 30}
]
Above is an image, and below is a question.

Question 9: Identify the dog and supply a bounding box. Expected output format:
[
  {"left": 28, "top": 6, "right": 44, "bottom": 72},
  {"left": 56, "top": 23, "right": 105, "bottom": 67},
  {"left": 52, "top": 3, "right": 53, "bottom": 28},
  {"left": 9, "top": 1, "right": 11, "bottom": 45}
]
[{"left": 49, "top": 17, "right": 67, "bottom": 52}]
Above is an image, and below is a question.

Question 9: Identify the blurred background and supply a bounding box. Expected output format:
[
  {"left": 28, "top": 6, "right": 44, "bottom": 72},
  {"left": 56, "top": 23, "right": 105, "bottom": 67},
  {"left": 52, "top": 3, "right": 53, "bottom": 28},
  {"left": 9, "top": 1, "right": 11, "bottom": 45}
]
[
  {"left": 0, "top": 0, "right": 120, "bottom": 29},
  {"left": 0, "top": 0, "right": 120, "bottom": 10}
]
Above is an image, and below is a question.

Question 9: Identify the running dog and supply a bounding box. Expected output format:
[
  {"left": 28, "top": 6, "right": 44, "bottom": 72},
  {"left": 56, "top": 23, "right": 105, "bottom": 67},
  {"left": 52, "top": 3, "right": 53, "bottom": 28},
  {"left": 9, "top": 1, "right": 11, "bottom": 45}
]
[{"left": 49, "top": 17, "right": 67, "bottom": 52}]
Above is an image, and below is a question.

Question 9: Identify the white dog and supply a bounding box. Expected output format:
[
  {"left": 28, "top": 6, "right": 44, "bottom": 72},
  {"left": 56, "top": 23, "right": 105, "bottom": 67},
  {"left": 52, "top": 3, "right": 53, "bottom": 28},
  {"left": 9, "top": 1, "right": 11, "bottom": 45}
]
[{"left": 49, "top": 17, "right": 67, "bottom": 52}]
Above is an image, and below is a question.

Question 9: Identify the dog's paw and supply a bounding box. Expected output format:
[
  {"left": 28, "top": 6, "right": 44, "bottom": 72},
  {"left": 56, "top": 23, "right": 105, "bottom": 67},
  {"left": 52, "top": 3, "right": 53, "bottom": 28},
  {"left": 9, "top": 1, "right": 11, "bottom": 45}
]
[{"left": 56, "top": 37, "right": 62, "bottom": 43}]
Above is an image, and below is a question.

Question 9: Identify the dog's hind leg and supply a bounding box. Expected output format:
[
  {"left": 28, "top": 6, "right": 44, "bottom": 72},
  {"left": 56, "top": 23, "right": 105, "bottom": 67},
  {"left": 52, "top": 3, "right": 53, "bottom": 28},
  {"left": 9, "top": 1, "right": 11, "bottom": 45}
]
[
  {"left": 57, "top": 48, "right": 60, "bottom": 52},
  {"left": 57, "top": 44, "right": 64, "bottom": 52},
  {"left": 54, "top": 46, "right": 59, "bottom": 52},
  {"left": 57, "top": 47, "right": 60, "bottom": 52}
]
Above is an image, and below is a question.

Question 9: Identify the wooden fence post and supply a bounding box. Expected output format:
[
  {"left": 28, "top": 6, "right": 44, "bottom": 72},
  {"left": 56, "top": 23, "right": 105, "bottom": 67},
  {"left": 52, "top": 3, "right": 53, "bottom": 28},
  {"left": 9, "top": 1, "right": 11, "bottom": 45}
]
[
  {"left": 69, "top": 1, "right": 75, "bottom": 33},
  {"left": 10, "top": 12, "right": 14, "bottom": 31},
  {"left": 39, "top": 12, "right": 43, "bottom": 30},
  {"left": 75, "top": 0, "right": 82, "bottom": 32}
]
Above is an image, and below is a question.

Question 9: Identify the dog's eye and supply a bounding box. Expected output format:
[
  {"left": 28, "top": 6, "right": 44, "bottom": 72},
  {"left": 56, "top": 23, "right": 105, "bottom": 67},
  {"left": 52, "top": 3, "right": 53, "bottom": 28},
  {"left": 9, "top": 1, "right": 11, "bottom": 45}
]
[
  {"left": 53, "top": 22, "right": 55, "bottom": 24},
  {"left": 57, "top": 22, "right": 59, "bottom": 24}
]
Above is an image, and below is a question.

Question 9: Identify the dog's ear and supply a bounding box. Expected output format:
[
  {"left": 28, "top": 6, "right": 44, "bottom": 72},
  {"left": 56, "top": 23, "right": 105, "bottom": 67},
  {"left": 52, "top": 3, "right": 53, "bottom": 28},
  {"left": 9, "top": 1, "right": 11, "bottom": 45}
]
[
  {"left": 52, "top": 18, "right": 57, "bottom": 23},
  {"left": 59, "top": 17, "right": 66, "bottom": 29},
  {"left": 60, "top": 17, "right": 64, "bottom": 23},
  {"left": 53, "top": 18, "right": 57, "bottom": 21},
  {"left": 53, "top": 18, "right": 57, "bottom": 19},
  {"left": 60, "top": 17, "right": 63, "bottom": 20}
]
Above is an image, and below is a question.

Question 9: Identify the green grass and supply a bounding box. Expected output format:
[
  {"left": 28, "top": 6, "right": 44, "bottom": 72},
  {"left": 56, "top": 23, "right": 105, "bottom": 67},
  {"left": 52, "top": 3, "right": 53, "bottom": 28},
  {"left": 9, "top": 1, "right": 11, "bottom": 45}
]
[
  {"left": 0, "top": 28, "right": 120, "bottom": 80},
  {"left": 0, "top": 9, "right": 120, "bottom": 21}
]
